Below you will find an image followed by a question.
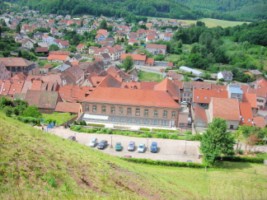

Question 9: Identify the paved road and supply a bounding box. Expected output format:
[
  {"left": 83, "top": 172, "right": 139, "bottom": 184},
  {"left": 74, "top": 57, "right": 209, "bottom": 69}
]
[{"left": 49, "top": 126, "right": 202, "bottom": 163}]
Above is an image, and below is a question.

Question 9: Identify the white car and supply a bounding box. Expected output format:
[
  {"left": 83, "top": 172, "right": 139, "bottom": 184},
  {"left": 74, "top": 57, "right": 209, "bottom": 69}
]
[
  {"left": 137, "top": 144, "right": 146, "bottom": 153},
  {"left": 88, "top": 138, "right": 97, "bottom": 147}
]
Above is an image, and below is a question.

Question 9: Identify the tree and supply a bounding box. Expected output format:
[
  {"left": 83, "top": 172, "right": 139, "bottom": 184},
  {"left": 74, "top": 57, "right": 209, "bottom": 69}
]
[
  {"left": 200, "top": 118, "right": 235, "bottom": 165},
  {"left": 22, "top": 106, "right": 42, "bottom": 118},
  {"left": 49, "top": 44, "right": 60, "bottom": 51},
  {"left": 123, "top": 56, "right": 134, "bottom": 72},
  {"left": 99, "top": 20, "right": 107, "bottom": 30}
]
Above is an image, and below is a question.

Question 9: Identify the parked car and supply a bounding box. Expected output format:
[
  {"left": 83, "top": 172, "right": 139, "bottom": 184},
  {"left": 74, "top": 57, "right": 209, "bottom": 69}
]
[
  {"left": 137, "top": 144, "right": 146, "bottom": 153},
  {"left": 115, "top": 142, "right": 123, "bottom": 151},
  {"left": 150, "top": 142, "right": 158, "bottom": 153},
  {"left": 128, "top": 141, "right": 135, "bottom": 151},
  {"left": 97, "top": 140, "right": 108, "bottom": 150},
  {"left": 88, "top": 138, "right": 97, "bottom": 147},
  {"left": 68, "top": 135, "right": 76, "bottom": 141}
]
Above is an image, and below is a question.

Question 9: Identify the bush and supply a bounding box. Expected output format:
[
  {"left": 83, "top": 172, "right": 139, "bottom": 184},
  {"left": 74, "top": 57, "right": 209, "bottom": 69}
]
[
  {"left": 23, "top": 106, "right": 41, "bottom": 118},
  {"left": 3, "top": 106, "right": 13, "bottom": 117},
  {"left": 217, "top": 156, "right": 264, "bottom": 163},
  {"left": 140, "top": 128, "right": 150, "bottom": 132},
  {"left": 122, "top": 158, "right": 205, "bottom": 168},
  {"left": 87, "top": 123, "right": 105, "bottom": 128},
  {"left": 18, "top": 116, "right": 41, "bottom": 125},
  {"left": 79, "top": 120, "right": 87, "bottom": 126}
]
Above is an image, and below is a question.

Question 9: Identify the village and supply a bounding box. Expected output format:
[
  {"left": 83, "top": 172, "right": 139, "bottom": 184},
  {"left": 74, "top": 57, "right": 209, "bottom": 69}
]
[{"left": 0, "top": 9, "right": 266, "bottom": 134}]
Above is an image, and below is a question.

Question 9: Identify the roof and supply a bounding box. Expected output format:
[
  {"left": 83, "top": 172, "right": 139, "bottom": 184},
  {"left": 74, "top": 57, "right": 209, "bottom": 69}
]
[
  {"left": 243, "top": 93, "right": 257, "bottom": 108},
  {"left": 121, "top": 54, "right": 146, "bottom": 61},
  {"left": 228, "top": 84, "right": 243, "bottom": 94},
  {"left": 193, "top": 89, "right": 228, "bottom": 104},
  {"left": 239, "top": 102, "right": 253, "bottom": 126},
  {"left": 154, "top": 79, "right": 180, "bottom": 100},
  {"left": 193, "top": 104, "right": 207, "bottom": 124},
  {"left": 98, "top": 74, "right": 121, "bottom": 88},
  {"left": 140, "top": 82, "right": 157, "bottom": 90},
  {"left": 253, "top": 116, "right": 266, "bottom": 128},
  {"left": 211, "top": 97, "right": 240, "bottom": 121},
  {"left": 24, "top": 90, "right": 59, "bottom": 109},
  {"left": 59, "top": 85, "right": 92, "bottom": 103},
  {"left": 55, "top": 102, "right": 81, "bottom": 114},
  {"left": 0, "top": 57, "right": 33, "bottom": 67},
  {"left": 146, "top": 44, "right": 167, "bottom": 50},
  {"left": 84, "top": 87, "right": 179, "bottom": 109},
  {"left": 47, "top": 54, "right": 69, "bottom": 61}
]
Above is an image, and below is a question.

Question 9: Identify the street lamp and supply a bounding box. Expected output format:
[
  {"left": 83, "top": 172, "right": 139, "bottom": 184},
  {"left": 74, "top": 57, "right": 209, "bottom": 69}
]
[
  {"left": 184, "top": 140, "right": 187, "bottom": 155},
  {"left": 110, "top": 134, "right": 113, "bottom": 148}
]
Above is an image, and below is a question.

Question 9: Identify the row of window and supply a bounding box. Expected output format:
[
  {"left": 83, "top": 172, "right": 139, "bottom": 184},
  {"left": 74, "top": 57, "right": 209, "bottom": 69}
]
[{"left": 86, "top": 105, "right": 176, "bottom": 118}]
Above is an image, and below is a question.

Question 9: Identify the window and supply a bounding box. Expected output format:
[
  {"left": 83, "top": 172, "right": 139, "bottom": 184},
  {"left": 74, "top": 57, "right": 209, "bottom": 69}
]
[
  {"left": 85, "top": 105, "right": 89, "bottom": 112},
  {"left": 135, "top": 108, "right": 140, "bottom": 116},
  {"left": 230, "top": 125, "right": 234, "bottom": 129},
  {"left": 163, "top": 110, "right": 168, "bottom": 118},
  {"left": 144, "top": 109, "right": 149, "bottom": 117},
  {"left": 127, "top": 108, "right": 132, "bottom": 115},
  {"left": 101, "top": 105, "right": 106, "bottom": 113},
  {"left": 119, "top": 107, "right": 123, "bottom": 115},
  {"left": 172, "top": 111, "right": 176, "bottom": 117},
  {"left": 154, "top": 110, "right": 158, "bottom": 118},
  {"left": 92, "top": 105, "right": 97, "bottom": 113},
  {"left": 111, "top": 106, "right": 115, "bottom": 114}
]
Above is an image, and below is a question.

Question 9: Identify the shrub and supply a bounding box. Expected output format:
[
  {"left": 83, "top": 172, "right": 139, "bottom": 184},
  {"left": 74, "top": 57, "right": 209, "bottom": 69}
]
[
  {"left": 79, "top": 120, "right": 87, "bottom": 126},
  {"left": 122, "top": 158, "right": 205, "bottom": 168},
  {"left": 140, "top": 128, "right": 150, "bottom": 132},
  {"left": 22, "top": 106, "right": 41, "bottom": 118},
  {"left": 218, "top": 156, "right": 264, "bottom": 163},
  {"left": 87, "top": 123, "right": 105, "bottom": 127},
  {"left": 17, "top": 116, "right": 41, "bottom": 125},
  {"left": 3, "top": 106, "right": 13, "bottom": 117}
]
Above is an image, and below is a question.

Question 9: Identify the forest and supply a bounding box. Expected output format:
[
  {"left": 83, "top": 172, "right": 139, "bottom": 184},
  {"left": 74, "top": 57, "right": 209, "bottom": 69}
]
[
  {"left": 163, "top": 20, "right": 267, "bottom": 82},
  {"left": 4, "top": 0, "right": 267, "bottom": 21}
]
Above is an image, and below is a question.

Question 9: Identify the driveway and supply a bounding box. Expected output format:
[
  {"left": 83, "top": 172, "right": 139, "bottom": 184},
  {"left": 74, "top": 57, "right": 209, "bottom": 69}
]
[{"left": 49, "top": 126, "right": 202, "bottom": 163}]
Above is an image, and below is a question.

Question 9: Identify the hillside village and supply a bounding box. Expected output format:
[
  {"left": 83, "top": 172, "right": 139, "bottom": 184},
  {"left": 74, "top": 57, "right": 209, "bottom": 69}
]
[{"left": 0, "top": 10, "right": 266, "bottom": 133}]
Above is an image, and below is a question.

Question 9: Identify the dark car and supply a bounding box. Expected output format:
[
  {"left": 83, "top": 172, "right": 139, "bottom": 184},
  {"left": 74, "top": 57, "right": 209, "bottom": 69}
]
[
  {"left": 115, "top": 142, "right": 123, "bottom": 151},
  {"left": 97, "top": 140, "right": 108, "bottom": 150},
  {"left": 150, "top": 142, "right": 158, "bottom": 153}
]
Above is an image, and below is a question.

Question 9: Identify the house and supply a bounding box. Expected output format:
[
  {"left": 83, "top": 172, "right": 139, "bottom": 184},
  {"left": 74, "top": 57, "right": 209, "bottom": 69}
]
[
  {"left": 58, "top": 85, "right": 91, "bottom": 103},
  {"left": 121, "top": 54, "right": 147, "bottom": 65},
  {"left": 23, "top": 90, "right": 60, "bottom": 113},
  {"left": 146, "top": 44, "right": 167, "bottom": 55},
  {"left": 81, "top": 87, "right": 180, "bottom": 128},
  {"left": 239, "top": 102, "right": 254, "bottom": 126},
  {"left": 193, "top": 88, "right": 228, "bottom": 108},
  {"left": 76, "top": 43, "right": 86, "bottom": 52},
  {"left": 128, "top": 38, "right": 139, "bottom": 46},
  {"left": 145, "top": 58, "right": 155, "bottom": 66},
  {"left": 228, "top": 84, "right": 243, "bottom": 101},
  {"left": 154, "top": 78, "right": 180, "bottom": 102},
  {"left": 55, "top": 102, "right": 82, "bottom": 114},
  {"left": 192, "top": 104, "right": 208, "bottom": 129},
  {"left": 208, "top": 97, "right": 240, "bottom": 130},
  {"left": 0, "top": 57, "right": 35, "bottom": 74},
  {"left": 21, "top": 38, "right": 35, "bottom": 49},
  {"left": 47, "top": 51, "right": 70, "bottom": 62},
  {"left": 253, "top": 78, "right": 267, "bottom": 109},
  {"left": 61, "top": 66, "right": 85, "bottom": 85},
  {"left": 217, "top": 71, "right": 233, "bottom": 82},
  {"left": 35, "top": 47, "right": 49, "bottom": 56},
  {"left": 166, "top": 71, "right": 183, "bottom": 81},
  {"left": 245, "top": 70, "right": 263, "bottom": 79},
  {"left": 0, "top": 79, "right": 25, "bottom": 98},
  {"left": 55, "top": 39, "right": 69, "bottom": 49}
]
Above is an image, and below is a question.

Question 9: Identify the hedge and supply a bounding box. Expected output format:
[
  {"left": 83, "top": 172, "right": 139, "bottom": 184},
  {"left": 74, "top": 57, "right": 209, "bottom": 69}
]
[
  {"left": 17, "top": 116, "right": 41, "bottom": 125},
  {"left": 216, "top": 156, "right": 264, "bottom": 163},
  {"left": 122, "top": 158, "right": 205, "bottom": 168}
]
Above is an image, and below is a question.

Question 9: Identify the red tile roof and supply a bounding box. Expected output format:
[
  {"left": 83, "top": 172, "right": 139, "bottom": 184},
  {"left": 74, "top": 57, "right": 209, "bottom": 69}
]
[
  {"left": 59, "top": 85, "right": 92, "bottom": 103},
  {"left": 140, "top": 82, "right": 157, "bottom": 90},
  {"left": 243, "top": 93, "right": 257, "bottom": 108},
  {"left": 193, "top": 104, "right": 207, "bottom": 124},
  {"left": 239, "top": 102, "right": 253, "bottom": 126},
  {"left": 47, "top": 54, "right": 69, "bottom": 62},
  {"left": 121, "top": 54, "right": 146, "bottom": 61},
  {"left": 0, "top": 57, "right": 33, "bottom": 67},
  {"left": 253, "top": 116, "right": 266, "bottom": 128},
  {"left": 211, "top": 97, "right": 240, "bottom": 121},
  {"left": 55, "top": 102, "right": 81, "bottom": 114},
  {"left": 154, "top": 79, "right": 180, "bottom": 100},
  {"left": 85, "top": 87, "right": 179, "bottom": 109},
  {"left": 193, "top": 89, "right": 228, "bottom": 104},
  {"left": 146, "top": 44, "right": 167, "bottom": 50}
]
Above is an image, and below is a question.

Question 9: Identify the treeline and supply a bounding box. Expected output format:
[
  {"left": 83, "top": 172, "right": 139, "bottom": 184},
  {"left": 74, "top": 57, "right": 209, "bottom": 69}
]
[
  {"left": 13, "top": 0, "right": 198, "bottom": 21},
  {"left": 175, "top": 0, "right": 267, "bottom": 21}
]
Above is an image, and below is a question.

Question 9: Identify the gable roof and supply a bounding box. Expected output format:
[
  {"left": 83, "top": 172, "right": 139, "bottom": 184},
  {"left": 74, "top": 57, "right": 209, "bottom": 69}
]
[
  {"left": 84, "top": 87, "right": 179, "bottom": 109},
  {"left": 0, "top": 57, "right": 33, "bottom": 67},
  {"left": 146, "top": 44, "right": 167, "bottom": 50},
  {"left": 193, "top": 104, "right": 207, "bottom": 124},
  {"left": 239, "top": 102, "right": 253, "bottom": 126},
  {"left": 253, "top": 116, "right": 266, "bottom": 128},
  {"left": 58, "top": 85, "right": 92, "bottom": 103},
  {"left": 24, "top": 90, "right": 59, "bottom": 110},
  {"left": 121, "top": 54, "right": 146, "bottom": 61},
  {"left": 55, "top": 102, "right": 81, "bottom": 114},
  {"left": 154, "top": 79, "right": 179, "bottom": 100},
  {"left": 98, "top": 74, "right": 122, "bottom": 88},
  {"left": 193, "top": 89, "right": 228, "bottom": 104},
  {"left": 211, "top": 97, "right": 240, "bottom": 121},
  {"left": 243, "top": 93, "right": 257, "bottom": 108}
]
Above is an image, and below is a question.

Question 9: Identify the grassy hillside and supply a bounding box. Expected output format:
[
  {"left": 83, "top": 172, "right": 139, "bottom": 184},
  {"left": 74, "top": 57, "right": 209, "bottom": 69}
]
[{"left": 1, "top": 113, "right": 267, "bottom": 199}]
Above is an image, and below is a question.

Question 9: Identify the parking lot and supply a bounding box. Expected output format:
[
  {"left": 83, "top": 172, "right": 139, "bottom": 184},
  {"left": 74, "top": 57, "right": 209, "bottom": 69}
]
[{"left": 50, "top": 126, "right": 202, "bottom": 163}]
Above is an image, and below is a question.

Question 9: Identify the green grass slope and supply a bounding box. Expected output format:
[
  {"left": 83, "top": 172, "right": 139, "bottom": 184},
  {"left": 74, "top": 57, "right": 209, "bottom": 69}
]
[{"left": 1, "top": 113, "right": 267, "bottom": 199}]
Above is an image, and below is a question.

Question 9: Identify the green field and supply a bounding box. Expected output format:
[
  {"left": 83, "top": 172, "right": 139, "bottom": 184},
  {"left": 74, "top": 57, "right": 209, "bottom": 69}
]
[
  {"left": 1, "top": 113, "right": 267, "bottom": 199},
  {"left": 138, "top": 70, "right": 163, "bottom": 82},
  {"left": 42, "top": 112, "right": 76, "bottom": 125}
]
